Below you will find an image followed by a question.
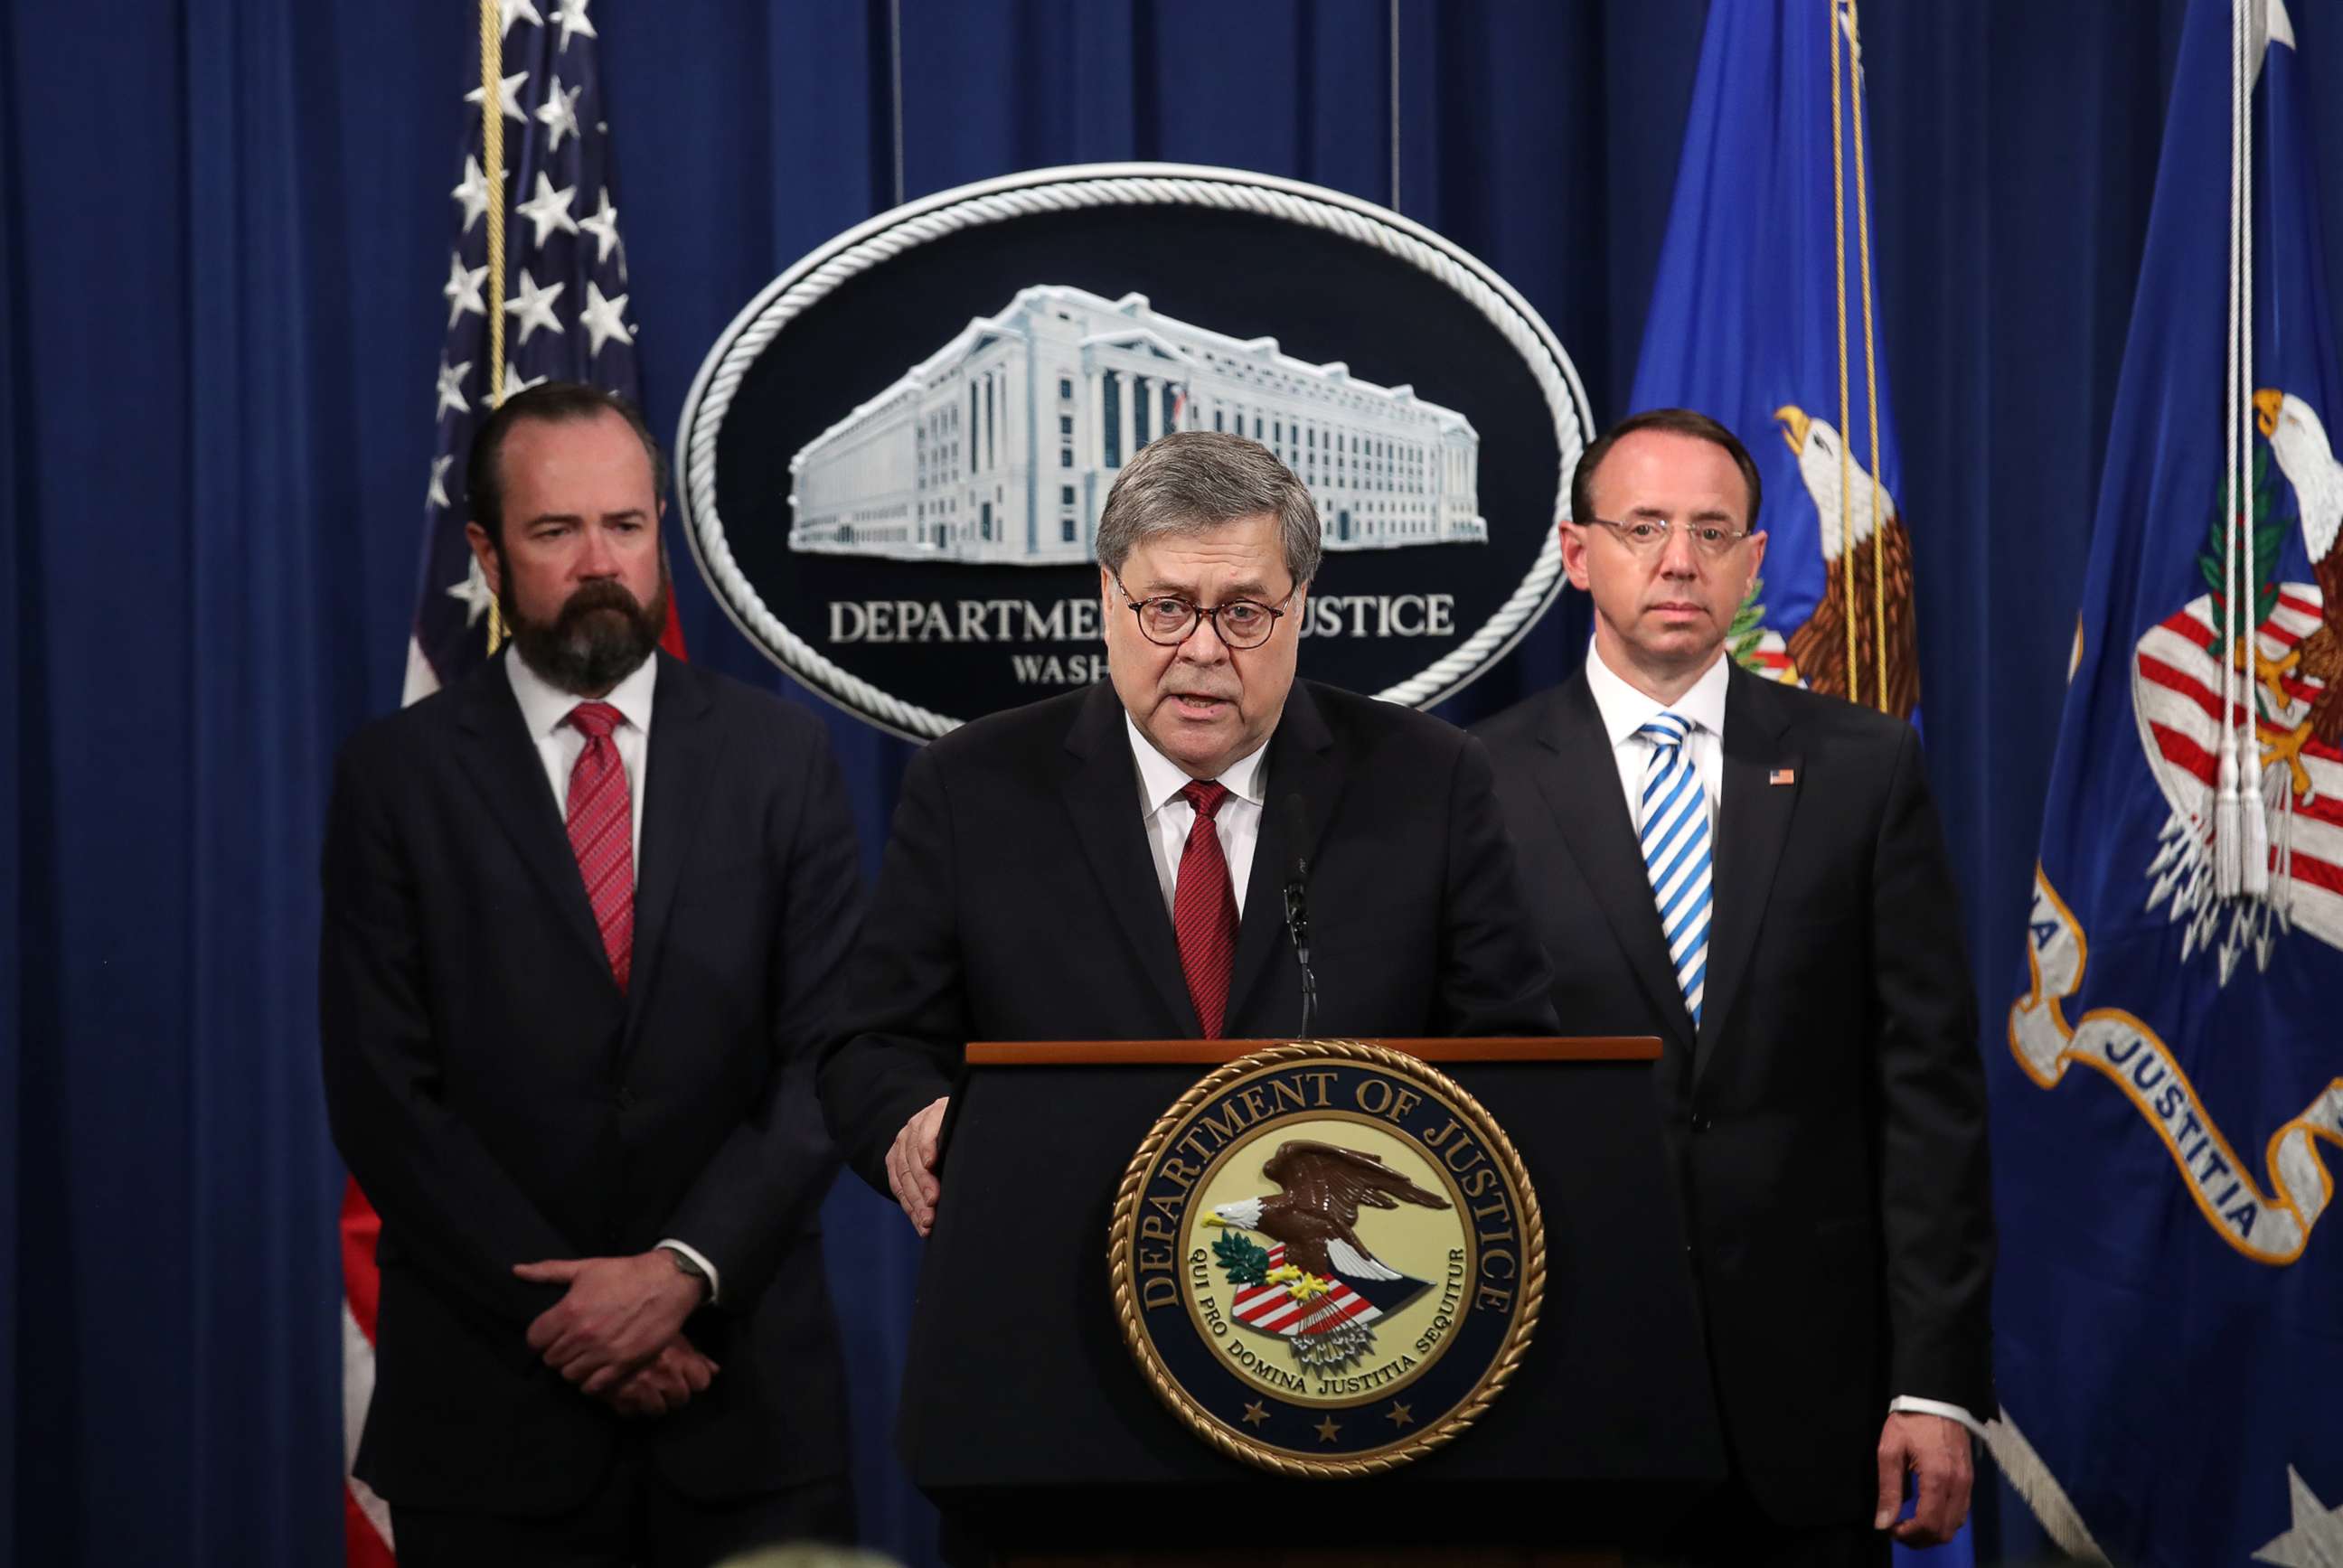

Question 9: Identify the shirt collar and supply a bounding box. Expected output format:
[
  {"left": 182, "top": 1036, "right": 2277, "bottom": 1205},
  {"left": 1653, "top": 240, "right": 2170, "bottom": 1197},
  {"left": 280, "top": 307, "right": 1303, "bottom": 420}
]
[
  {"left": 1582, "top": 643, "right": 1730, "bottom": 749},
  {"left": 505, "top": 646, "right": 659, "bottom": 741},
  {"left": 1124, "top": 711, "right": 1271, "bottom": 815}
]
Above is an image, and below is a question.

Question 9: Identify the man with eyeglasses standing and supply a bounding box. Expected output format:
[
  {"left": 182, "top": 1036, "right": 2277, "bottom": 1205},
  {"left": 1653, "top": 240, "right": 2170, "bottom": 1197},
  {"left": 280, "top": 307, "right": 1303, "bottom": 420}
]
[
  {"left": 819, "top": 428, "right": 1557, "bottom": 1237},
  {"left": 1476, "top": 409, "right": 1992, "bottom": 1566}
]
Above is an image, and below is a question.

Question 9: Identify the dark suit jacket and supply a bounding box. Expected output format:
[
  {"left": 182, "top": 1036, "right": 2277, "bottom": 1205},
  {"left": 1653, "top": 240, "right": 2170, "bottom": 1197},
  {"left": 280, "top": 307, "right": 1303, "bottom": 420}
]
[
  {"left": 818, "top": 678, "right": 1558, "bottom": 1192},
  {"left": 320, "top": 651, "right": 858, "bottom": 1516},
  {"left": 1475, "top": 663, "right": 1993, "bottom": 1527}
]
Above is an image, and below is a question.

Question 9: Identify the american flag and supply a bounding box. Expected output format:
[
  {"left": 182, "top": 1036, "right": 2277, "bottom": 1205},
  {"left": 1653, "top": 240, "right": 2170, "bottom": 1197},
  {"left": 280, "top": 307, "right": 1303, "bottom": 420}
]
[
  {"left": 343, "top": 3, "right": 679, "bottom": 1560},
  {"left": 401, "top": 0, "right": 674, "bottom": 703}
]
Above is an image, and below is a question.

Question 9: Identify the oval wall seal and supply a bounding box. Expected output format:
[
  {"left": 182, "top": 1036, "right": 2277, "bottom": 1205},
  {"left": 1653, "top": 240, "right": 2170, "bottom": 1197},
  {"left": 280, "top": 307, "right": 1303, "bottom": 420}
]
[
  {"left": 1107, "top": 1041, "right": 1543, "bottom": 1477},
  {"left": 676, "top": 163, "right": 1595, "bottom": 740}
]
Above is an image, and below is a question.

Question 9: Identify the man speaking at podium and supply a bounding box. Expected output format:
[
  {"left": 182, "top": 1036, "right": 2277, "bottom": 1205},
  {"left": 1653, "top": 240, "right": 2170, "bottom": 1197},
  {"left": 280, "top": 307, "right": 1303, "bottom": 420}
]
[
  {"left": 1476, "top": 410, "right": 1993, "bottom": 1564},
  {"left": 818, "top": 430, "right": 1557, "bottom": 1235}
]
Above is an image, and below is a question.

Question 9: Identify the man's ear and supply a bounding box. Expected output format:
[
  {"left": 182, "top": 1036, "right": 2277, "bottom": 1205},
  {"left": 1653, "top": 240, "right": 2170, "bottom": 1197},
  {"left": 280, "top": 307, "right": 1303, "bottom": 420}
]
[
  {"left": 464, "top": 521, "right": 502, "bottom": 597},
  {"left": 1557, "top": 521, "right": 1592, "bottom": 592}
]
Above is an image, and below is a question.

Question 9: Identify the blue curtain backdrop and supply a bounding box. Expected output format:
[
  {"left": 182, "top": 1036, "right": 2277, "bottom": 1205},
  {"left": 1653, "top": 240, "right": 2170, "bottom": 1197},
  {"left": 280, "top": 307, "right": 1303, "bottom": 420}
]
[{"left": 8, "top": 3, "right": 2343, "bottom": 1564}]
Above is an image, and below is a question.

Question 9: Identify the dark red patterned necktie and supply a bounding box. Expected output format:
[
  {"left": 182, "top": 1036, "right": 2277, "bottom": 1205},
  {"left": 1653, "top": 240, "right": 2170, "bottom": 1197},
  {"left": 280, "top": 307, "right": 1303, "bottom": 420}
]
[
  {"left": 1173, "top": 780, "right": 1239, "bottom": 1038},
  {"left": 564, "top": 701, "right": 634, "bottom": 991}
]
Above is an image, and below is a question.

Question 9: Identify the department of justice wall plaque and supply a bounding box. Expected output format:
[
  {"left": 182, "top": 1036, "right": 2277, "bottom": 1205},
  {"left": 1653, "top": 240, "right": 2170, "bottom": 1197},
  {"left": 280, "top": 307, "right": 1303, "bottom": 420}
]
[
  {"left": 675, "top": 163, "right": 1595, "bottom": 740},
  {"left": 1108, "top": 1041, "right": 1543, "bottom": 1477}
]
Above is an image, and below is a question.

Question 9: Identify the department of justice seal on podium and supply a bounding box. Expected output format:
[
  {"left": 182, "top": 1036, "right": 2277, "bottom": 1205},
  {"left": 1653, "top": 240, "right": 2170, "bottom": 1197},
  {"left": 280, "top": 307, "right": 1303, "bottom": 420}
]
[{"left": 1108, "top": 1041, "right": 1543, "bottom": 1477}]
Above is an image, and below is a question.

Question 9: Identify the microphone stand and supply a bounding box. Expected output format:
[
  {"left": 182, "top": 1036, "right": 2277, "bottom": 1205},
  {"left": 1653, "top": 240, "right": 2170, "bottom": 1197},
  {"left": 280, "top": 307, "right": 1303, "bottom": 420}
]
[
  {"left": 1283, "top": 876, "right": 1317, "bottom": 1039},
  {"left": 1282, "top": 792, "right": 1317, "bottom": 1039}
]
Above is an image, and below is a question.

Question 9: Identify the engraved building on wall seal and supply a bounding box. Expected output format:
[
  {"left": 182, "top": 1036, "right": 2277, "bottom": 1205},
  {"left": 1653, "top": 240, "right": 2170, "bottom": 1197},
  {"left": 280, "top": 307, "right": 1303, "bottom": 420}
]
[{"left": 786, "top": 285, "right": 1487, "bottom": 567}]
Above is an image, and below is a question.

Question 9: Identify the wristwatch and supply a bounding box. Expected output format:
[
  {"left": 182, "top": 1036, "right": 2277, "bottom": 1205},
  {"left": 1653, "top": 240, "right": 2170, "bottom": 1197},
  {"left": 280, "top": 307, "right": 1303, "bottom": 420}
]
[{"left": 661, "top": 1244, "right": 712, "bottom": 1300}]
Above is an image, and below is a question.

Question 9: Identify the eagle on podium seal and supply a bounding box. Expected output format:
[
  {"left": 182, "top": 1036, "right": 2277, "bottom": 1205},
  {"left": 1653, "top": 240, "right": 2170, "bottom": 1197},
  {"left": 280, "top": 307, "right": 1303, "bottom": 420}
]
[{"left": 1108, "top": 1041, "right": 1542, "bottom": 1476}]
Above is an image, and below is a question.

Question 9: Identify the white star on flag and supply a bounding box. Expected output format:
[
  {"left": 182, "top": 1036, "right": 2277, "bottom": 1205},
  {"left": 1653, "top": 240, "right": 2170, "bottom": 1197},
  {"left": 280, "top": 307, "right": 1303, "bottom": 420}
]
[
  {"left": 435, "top": 358, "right": 472, "bottom": 421},
  {"left": 427, "top": 455, "right": 455, "bottom": 512},
  {"left": 441, "top": 253, "right": 487, "bottom": 331},
  {"left": 450, "top": 156, "right": 493, "bottom": 234},
  {"left": 499, "top": 0, "right": 543, "bottom": 37},
  {"left": 579, "top": 188, "right": 624, "bottom": 270},
  {"left": 580, "top": 282, "right": 631, "bottom": 358},
  {"left": 514, "top": 172, "right": 580, "bottom": 249},
  {"left": 463, "top": 70, "right": 530, "bottom": 127},
  {"left": 2254, "top": 1467, "right": 2343, "bottom": 1567},
  {"left": 503, "top": 361, "right": 549, "bottom": 399},
  {"left": 550, "top": 0, "right": 598, "bottom": 50},
  {"left": 503, "top": 268, "right": 566, "bottom": 345},
  {"left": 536, "top": 75, "right": 582, "bottom": 154},
  {"left": 447, "top": 555, "right": 497, "bottom": 628}
]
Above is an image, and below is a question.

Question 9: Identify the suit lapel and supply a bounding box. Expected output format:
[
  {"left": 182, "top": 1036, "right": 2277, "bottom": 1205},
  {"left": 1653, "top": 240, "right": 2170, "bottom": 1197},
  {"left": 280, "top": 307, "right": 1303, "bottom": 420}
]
[
  {"left": 452, "top": 655, "right": 612, "bottom": 981},
  {"left": 623, "top": 653, "right": 719, "bottom": 1044},
  {"left": 1059, "top": 685, "right": 1198, "bottom": 1035},
  {"left": 1226, "top": 682, "right": 1341, "bottom": 1033},
  {"left": 1693, "top": 666, "right": 1800, "bottom": 1084},
  {"left": 1529, "top": 672, "right": 1696, "bottom": 1056}
]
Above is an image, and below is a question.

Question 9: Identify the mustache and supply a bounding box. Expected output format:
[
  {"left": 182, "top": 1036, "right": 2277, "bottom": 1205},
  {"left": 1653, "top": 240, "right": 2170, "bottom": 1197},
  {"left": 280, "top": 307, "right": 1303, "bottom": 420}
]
[{"left": 556, "top": 579, "right": 645, "bottom": 624}]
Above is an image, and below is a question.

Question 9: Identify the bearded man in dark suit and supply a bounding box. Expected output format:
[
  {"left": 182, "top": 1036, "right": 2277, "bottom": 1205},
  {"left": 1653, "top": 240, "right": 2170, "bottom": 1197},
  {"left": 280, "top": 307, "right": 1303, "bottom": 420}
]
[
  {"left": 322, "top": 383, "right": 858, "bottom": 1566},
  {"left": 1475, "top": 408, "right": 1993, "bottom": 1566},
  {"left": 818, "top": 429, "right": 1557, "bottom": 1235}
]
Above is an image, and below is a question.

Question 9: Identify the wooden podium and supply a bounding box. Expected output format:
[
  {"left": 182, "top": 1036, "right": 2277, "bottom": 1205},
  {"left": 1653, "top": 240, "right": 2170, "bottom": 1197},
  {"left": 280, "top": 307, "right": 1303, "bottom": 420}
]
[{"left": 896, "top": 1038, "right": 1725, "bottom": 1565}]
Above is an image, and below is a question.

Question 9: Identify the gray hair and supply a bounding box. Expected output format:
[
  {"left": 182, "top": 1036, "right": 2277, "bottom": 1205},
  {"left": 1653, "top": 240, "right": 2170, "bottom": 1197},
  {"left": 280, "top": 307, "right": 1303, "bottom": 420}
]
[
  {"left": 713, "top": 1549, "right": 907, "bottom": 1568},
  {"left": 1095, "top": 431, "right": 1322, "bottom": 587}
]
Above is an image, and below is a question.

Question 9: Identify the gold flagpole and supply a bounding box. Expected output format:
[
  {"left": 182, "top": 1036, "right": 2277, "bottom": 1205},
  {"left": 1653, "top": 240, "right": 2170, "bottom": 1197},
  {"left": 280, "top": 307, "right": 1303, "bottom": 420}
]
[
  {"left": 1827, "top": 0, "right": 1860, "bottom": 708},
  {"left": 1847, "top": 0, "right": 1888, "bottom": 711},
  {"left": 479, "top": 0, "right": 508, "bottom": 652}
]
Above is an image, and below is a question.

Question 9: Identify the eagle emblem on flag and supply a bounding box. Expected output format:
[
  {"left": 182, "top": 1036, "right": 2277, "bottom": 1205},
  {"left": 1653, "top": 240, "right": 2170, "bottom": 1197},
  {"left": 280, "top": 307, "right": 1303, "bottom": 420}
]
[{"left": 2133, "top": 386, "right": 2343, "bottom": 980}]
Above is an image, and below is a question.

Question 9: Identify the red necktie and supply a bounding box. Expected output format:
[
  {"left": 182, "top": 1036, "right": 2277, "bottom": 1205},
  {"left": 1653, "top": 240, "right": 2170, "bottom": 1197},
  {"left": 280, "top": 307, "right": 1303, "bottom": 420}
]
[
  {"left": 564, "top": 701, "right": 635, "bottom": 991},
  {"left": 1173, "top": 780, "right": 1239, "bottom": 1038}
]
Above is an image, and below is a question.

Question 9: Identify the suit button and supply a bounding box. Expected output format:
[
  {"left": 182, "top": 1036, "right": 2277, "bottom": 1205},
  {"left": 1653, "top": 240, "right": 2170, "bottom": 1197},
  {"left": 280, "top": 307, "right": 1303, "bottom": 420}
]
[
  {"left": 616, "top": 1087, "right": 634, "bottom": 1110},
  {"left": 1689, "top": 1113, "right": 1713, "bottom": 1133}
]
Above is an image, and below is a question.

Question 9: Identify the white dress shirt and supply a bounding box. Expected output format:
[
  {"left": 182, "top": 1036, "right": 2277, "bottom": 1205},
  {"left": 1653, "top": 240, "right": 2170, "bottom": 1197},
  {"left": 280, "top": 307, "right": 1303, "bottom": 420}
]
[
  {"left": 1578, "top": 645, "right": 1978, "bottom": 1436},
  {"left": 503, "top": 649, "right": 722, "bottom": 1304},
  {"left": 1126, "top": 714, "right": 1269, "bottom": 918}
]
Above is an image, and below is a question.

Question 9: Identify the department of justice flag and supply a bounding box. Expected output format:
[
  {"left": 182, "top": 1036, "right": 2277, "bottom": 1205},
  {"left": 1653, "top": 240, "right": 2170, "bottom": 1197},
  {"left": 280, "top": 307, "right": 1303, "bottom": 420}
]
[
  {"left": 1626, "top": 0, "right": 1924, "bottom": 728},
  {"left": 1999, "top": 3, "right": 2343, "bottom": 1563}
]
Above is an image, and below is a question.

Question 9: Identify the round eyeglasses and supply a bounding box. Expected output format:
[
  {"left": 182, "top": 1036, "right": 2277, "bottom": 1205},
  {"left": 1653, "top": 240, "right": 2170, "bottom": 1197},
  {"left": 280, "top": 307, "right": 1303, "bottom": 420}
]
[
  {"left": 1582, "top": 517, "right": 1755, "bottom": 559},
  {"left": 1114, "top": 574, "right": 1295, "bottom": 649}
]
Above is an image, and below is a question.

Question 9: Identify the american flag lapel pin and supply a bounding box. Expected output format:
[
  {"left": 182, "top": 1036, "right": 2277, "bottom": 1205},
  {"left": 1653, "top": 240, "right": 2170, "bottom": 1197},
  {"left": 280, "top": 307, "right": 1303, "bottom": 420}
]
[{"left": 1768, "top": 766, "right": 1797, "bottom": 786}]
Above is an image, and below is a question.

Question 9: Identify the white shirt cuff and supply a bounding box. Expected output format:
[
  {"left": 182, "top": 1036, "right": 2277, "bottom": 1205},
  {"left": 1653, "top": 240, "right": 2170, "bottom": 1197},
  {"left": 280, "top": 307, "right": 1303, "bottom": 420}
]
[
  {"left": 655, "top": 1239, "right": 720, "bottom": 1306},
  {"left": 1889, "top": 1394, "right": 1984, "bottom": 1436}
]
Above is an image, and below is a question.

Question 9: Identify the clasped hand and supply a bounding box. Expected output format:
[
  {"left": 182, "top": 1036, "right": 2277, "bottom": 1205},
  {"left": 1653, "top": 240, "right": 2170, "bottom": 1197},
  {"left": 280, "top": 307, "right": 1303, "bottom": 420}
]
[{"left": 513, "top": 1251, "right": 713, "bottom": 1415}]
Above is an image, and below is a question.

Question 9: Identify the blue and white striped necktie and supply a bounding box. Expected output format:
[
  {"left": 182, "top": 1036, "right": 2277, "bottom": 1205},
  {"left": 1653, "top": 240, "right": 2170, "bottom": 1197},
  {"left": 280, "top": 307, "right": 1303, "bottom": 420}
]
[{"left": 1636, "top": 711, "right": 1712, "bottom": 1025}]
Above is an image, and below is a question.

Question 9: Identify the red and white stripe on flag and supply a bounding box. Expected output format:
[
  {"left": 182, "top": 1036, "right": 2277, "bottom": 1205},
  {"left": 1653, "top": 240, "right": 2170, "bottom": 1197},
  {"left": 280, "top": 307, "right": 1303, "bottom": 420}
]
[
  {"left": 1228, "top": 1243, "right": 1382, "bottom": 1338},
  {"left": 340, "top": 1180, "right": 396, "bottom": 1566}
]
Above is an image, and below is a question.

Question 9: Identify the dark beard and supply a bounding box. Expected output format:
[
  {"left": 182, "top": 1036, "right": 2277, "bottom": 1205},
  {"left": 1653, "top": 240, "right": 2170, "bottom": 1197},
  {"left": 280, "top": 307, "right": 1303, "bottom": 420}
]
[{"left": 500, "top": 564, "right": 669, "bottom": 697}]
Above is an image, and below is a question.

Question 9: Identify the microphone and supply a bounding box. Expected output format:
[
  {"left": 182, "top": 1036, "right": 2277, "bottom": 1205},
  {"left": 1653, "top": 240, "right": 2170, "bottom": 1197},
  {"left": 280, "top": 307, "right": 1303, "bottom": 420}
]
[{"left": 1281, "top": 792, "right": 1318, "bottom": 1039}]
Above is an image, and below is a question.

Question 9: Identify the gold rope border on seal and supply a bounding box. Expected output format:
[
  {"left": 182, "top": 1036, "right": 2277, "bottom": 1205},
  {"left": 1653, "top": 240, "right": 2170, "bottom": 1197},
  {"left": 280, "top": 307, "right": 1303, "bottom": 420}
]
[{"left": 1106, "top": 1039, "right": 1546, "bottom": 1479}]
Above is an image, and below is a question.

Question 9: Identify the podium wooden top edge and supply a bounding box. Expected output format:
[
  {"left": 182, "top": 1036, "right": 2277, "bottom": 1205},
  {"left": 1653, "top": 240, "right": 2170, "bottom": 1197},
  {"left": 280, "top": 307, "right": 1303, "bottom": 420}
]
[{"left": 963, "top": 1036, "right": 1661, "bottom": 1066}]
